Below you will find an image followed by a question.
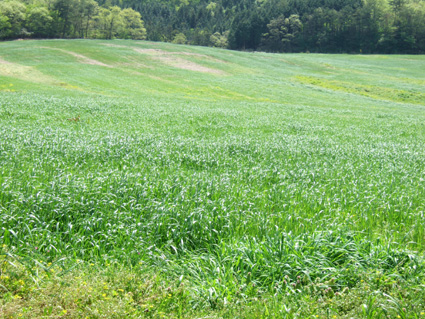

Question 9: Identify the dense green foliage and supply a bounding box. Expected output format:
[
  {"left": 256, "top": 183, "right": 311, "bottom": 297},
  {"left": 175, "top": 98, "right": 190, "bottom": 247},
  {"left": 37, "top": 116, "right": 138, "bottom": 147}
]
[
  {"left": 0, "top": 0, "right": 146, "bottom": 40},
  {"left": 2, "top": 0, "right": 425, "bottom": 53},
  {"left": 1, "top": 40, "right": 425, "bottom": 317}
]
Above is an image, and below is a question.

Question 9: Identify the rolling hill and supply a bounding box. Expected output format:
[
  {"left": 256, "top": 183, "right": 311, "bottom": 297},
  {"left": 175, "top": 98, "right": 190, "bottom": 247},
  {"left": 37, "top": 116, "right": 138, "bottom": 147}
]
[{"left": 1, "top": 39, "right": 425, "bottom": 318}]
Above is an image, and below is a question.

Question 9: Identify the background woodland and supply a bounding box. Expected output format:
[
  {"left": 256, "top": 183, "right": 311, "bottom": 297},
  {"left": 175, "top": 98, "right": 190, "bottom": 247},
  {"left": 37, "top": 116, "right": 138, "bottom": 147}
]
[{"left": 1, "top": 0, "right": 425, "bottom": 55}]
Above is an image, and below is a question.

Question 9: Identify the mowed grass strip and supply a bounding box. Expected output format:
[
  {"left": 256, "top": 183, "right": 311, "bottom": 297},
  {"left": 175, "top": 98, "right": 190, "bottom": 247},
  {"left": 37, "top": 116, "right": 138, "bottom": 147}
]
[{"left": 1, "top": 40, "right": 425, "bottom": 318}]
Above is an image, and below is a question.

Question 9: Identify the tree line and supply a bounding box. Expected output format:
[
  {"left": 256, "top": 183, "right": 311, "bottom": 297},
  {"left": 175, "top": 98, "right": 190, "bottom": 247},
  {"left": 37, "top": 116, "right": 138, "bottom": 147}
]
[
  {"left": 0, "top": 0, "right": 146, "bottom": 40},
  {"left": 1, "top": 0, "right": 425, "bottom": 53}
]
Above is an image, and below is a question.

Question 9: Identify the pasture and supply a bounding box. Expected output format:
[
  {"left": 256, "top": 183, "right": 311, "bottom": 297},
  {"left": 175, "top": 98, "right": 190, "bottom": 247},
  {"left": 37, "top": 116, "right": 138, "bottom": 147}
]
[{"left": 1, "top": 40, "right": 425, "bottom": 318}]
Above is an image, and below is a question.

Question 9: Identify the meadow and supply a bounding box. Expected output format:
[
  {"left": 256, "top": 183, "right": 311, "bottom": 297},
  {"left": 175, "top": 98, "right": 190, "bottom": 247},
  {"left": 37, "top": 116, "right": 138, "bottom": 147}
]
[{"left": 1, "top": 40, "right": 425, "bottom": 318}]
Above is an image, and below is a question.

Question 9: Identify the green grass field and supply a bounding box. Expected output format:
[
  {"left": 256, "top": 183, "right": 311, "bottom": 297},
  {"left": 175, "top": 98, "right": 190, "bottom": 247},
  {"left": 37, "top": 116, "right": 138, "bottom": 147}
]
[{"left": 1, "top": 39, "right": 425, "bottom": 318}]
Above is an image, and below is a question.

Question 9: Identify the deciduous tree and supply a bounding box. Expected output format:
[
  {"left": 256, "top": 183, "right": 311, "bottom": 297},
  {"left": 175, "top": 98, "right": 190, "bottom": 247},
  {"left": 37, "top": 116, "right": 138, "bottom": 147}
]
[
  {"left": 0, "top": 1, "right": 27, "bottom": 38},
  {"left": 118, "top": 8, "right": 146, "bottom": 39},
  {"left": 26, "top": 7, "right": 53, "bottom": 38}
]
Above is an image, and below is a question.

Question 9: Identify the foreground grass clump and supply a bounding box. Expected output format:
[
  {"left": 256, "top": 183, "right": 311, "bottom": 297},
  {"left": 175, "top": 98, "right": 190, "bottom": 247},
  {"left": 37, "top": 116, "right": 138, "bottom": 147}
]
[
  {"left": 1, "top": 245, "right": 425, "bottom": 318},
  {"left": 1, "top": 40, "right": 425, "bottom": 317},
  {"left": 1, "top": 247, "right": 192, "bottom": 318}
]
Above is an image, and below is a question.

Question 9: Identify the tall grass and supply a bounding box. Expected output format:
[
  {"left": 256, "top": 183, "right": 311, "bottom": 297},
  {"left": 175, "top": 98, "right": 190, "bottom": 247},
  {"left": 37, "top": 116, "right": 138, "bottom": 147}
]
[{"left": 1, "top": 40, "right": 425, "bottom": 317}]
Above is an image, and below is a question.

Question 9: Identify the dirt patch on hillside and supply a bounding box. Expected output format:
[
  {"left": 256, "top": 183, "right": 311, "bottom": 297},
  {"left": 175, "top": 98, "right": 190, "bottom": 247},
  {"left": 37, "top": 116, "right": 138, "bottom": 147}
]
[
  {"left": 0, "top": 60, "right": 60, "bottom": 85},
  {"left": 134, "top": 48, "right": 226, "bottom": 75},
  {"left": 39, "top": 47, "right": 113, "bottom": 68},
  {"left": 66, "top": 51, "right": 112, "bottom": 67},
  {"left": 159, "top": 56, "right": 225, "bottom": 74},
  {"left": 101, "top": 43, "right": 128, "bottom": 48},
  {"left": 118, "top": 61, "right": 154, "bottom": 70},
  {"left": 135, "top": 48, "right": 223, "bottom": 62},
  {"left": 0, "top": 57, "right": 12, "bottom": 64},
  {"left": 0, "top": 55, "right": 81, "bottom": 90}
]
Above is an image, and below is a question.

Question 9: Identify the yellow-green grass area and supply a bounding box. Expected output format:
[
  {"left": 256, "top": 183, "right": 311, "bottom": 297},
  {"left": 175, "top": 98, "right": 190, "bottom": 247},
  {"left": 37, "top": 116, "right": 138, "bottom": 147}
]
[{"left": 1, "top": 39, "right": 425, "bottom": 318}]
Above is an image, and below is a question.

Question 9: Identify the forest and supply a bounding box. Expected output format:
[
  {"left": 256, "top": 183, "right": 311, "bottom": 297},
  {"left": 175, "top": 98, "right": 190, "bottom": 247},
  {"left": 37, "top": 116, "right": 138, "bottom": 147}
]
[{"left": 1, "top": 0, "right": 425, "bottom": 53}]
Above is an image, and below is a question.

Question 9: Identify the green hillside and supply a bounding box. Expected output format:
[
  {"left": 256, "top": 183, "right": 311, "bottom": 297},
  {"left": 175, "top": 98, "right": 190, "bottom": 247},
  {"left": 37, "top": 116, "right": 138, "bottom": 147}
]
[{"left": 1, "top": 40, "right": 425, "bottom": 318}]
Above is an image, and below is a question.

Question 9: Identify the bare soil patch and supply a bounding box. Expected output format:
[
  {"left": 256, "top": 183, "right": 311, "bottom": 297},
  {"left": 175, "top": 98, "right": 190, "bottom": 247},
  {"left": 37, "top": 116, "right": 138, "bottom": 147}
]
[
  {"left": 0, "top": 57, "right": 12, "bottom": 64},
  {"left": 0, "top": 61, "right": 59, "bottom": 85},
  {"left": 158, "top": 56, "right": 225, "bottom": 74},
  {"left": 135, "top": 48, "right": 223, "bottom": 62},
  {"left": 134, "top": 48, "right": 226, "bottom": 75},
  {"left": 66, "top": 51, "right": 112, "bottom": 67},
  {"left": 39, "top": 47, "right": 113, "bottom": 68},
  {"left": 0, "top": 55, "right": 81, "bottom": 90},
  {"left": 117, "top": 61, "right": 154, "bottom": 70},
  {"left": 101, "top": 43, "right": 128, "bottom": 48}
]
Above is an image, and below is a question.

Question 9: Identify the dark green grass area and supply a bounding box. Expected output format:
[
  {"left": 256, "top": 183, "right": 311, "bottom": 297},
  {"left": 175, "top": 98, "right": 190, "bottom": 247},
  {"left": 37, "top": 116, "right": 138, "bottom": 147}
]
[{"left": 1, "top": 40, "right": 425, "bottom": 318}]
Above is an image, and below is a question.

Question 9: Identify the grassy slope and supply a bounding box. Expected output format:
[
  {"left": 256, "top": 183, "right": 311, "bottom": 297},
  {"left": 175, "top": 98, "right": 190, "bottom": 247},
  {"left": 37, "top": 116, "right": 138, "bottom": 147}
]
[{"left": 1, "top": 40, "right": 425, "bottom": 318}]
